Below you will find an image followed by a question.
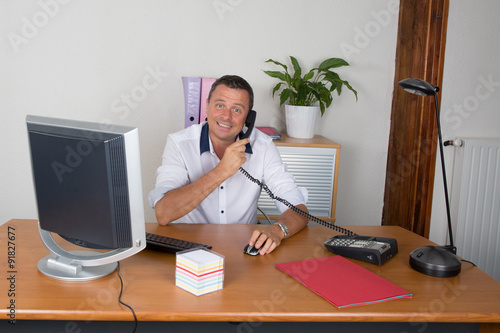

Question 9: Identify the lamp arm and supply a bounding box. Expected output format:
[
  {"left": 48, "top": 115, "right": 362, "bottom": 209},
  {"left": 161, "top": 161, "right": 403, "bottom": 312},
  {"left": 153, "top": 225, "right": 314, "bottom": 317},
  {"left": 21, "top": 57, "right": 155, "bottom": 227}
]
[{"left": 433, "top": 94, "right": 454, "bottom": 248}]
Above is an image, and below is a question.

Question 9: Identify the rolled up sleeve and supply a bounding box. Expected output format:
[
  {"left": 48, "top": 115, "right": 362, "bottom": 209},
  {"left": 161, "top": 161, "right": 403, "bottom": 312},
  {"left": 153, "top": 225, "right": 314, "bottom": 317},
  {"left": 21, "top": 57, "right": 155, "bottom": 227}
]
[{"left": 275, "top": 187, "right": 309, "bottom": 214}]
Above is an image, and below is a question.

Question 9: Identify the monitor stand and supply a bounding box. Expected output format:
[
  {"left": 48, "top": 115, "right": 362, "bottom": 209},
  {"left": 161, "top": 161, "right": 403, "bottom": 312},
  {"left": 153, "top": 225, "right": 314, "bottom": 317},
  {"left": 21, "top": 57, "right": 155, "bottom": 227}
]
[
  {"left": 37, "top": 223, "right": 133, "bottom": 281},
  {"left": 37, "top": 251, "right": 117, "bottom": 281}
]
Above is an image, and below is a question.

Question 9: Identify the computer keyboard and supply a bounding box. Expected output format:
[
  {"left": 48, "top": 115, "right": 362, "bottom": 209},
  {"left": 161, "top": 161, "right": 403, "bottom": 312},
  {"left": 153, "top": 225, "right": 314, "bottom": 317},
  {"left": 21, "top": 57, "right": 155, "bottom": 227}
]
[{"left": 145, "top": 232, "right": 212, "bottom": 253}]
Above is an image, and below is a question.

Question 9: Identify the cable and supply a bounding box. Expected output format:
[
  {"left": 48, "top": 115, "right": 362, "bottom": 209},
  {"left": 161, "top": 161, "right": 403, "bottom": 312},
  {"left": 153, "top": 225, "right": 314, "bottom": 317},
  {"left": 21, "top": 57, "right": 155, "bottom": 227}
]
[
  {"left": 239, "top": 167, "right": 357, "bottom": 236},
  {"left": 461, "top": 259, "right": 477, "bottom": 267},
  {"left": 116, "top": 262, "right": 138, "bottom": 333},
  {"left": 257, "top": 206, "right": 272, "bottom": 224}
]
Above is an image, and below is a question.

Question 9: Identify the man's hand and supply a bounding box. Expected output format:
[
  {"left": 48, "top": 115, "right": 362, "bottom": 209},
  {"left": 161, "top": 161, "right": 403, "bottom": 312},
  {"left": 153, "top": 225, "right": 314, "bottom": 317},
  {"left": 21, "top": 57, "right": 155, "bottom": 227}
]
[
  {"left": 155, "top": 138, "right": 250, "bottom": 225},
  {"left": 246, "top": 204, "right": 309, "bottom": 255},
  {"left": 247, "top": 224, "right": 285, "bottom": 255},
  {"left": 216, "top": 138, "right": 250, "bottom": 178}
]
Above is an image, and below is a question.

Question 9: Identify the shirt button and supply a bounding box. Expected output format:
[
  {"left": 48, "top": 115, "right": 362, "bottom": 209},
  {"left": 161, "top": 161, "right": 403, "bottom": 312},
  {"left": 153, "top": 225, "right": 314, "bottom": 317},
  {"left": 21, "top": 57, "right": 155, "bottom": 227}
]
[
  {"left": 220, "top": 186, "right": 224, "bottom": 190},
  {"left": 221, "top": 210, "right": 224, "bottom": 214}
]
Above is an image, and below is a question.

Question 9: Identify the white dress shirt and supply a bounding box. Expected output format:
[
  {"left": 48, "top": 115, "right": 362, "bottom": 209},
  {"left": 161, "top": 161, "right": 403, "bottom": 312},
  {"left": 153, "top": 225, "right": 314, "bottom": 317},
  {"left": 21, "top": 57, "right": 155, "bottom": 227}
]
[{"left": 148, "top": 123, "right": 308, "bottom": 224}]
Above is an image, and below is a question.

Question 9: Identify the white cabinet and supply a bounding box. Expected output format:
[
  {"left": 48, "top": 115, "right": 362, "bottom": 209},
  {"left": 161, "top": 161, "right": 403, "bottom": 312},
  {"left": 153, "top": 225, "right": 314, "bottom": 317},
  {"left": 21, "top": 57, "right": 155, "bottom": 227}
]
[{"left": 257, "top": 134, "right": 340, "bottom": 223}]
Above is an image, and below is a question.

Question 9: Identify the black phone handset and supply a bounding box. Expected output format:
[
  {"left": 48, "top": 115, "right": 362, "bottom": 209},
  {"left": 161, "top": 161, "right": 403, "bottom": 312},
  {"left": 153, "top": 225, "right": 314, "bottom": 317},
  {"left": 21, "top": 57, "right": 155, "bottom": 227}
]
[
  {"left": 239, "top": 146, "right": 398, "bottom": 264},
  {"left": 240, "top": 110, "right": 256, "bottom": 140}
]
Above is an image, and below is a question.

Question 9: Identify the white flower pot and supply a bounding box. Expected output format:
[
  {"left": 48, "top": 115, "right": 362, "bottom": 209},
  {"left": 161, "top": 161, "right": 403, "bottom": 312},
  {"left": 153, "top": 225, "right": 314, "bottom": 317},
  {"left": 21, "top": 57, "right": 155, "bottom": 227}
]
[{"left": 285, "top": 105, "right": 319, "bottom": 139}]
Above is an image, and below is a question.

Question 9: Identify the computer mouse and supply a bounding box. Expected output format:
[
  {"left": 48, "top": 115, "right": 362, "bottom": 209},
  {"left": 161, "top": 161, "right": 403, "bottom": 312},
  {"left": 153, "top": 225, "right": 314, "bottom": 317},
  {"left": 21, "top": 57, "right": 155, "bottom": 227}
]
[{"left": 243, "top": 244, "right": 261, "bottom": 256}]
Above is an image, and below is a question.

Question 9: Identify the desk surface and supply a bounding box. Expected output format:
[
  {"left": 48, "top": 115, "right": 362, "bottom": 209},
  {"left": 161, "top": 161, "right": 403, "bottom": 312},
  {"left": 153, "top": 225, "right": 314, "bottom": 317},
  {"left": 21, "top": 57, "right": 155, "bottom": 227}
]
[{"left": 1, "top": 219, "right": 500, "bottom": 325}]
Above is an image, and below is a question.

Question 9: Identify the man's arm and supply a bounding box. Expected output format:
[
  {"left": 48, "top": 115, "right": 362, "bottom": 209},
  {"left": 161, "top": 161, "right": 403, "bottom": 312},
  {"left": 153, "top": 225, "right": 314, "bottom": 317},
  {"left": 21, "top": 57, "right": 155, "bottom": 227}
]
[
  {"left": 247, "top": 204, "right": 309, "bottom": 255},
  {"left": 154, "top": 139, "right": 249, "bottom": 225},
  {"left": 155, "top": 166, "right": 227, "bottom": 225}
]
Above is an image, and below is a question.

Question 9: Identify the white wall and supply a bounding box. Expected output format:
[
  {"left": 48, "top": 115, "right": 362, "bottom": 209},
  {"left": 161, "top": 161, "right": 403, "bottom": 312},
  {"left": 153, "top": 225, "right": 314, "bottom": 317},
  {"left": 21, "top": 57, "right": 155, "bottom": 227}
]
[
  {"left": 429, "top": 0, "right": 500, "bottom": 244},
  {"left": 0, "top": 0, "right": 399, "bottom": 227}
]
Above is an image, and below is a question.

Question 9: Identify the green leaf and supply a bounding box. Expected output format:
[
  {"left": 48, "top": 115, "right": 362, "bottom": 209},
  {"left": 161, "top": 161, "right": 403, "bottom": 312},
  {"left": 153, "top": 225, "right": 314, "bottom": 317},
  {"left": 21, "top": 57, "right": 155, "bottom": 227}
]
[
  {"left": 322, "top": 72, "right": 341, "bottom": 92},
  {"left": 318, "top": 58, "right": 349, "bottom": 70},
  {"left": 303, "top": 69, "right": 315, "bottom": 81},
  {"left": 319, "top": 101, "right": 326, "bottom": 116},
  {"left": 271, "top": 82, "right": 283, "bottom": 98},
  {"left": 319, "top": 86, "right": 333, "bottom": 107},
  {"left": 265, "top": 58, "right": 288, "bottom": 71},
  {"left": 290, "top": 56, "right": 302, "bottom": 79},
  {"left": 330, "top": 77, "right": 358, "bottom": 101},
  {"left": 344, "top": 80, "right": 358, "bottom": 101},
  {"left": 323, "top": 71, "right": 341, "bottom": 82},
  {"left": 279, "top": 89, "right": 291, "bottom": 105},
  {"left": 263, "top": 70, "right": 287, "bottom": 81}
]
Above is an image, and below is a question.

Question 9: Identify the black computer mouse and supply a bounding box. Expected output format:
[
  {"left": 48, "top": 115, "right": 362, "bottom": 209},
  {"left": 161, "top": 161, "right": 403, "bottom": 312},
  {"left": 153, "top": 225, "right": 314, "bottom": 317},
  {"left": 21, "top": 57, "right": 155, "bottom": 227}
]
[{"left": 243, "top": 244, "right": 261, "bottom": 256}]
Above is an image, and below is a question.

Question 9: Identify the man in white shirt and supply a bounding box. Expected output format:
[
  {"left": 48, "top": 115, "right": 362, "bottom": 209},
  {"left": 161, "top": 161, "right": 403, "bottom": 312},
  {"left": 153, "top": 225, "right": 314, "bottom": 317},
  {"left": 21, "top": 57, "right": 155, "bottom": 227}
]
[{"left": 149, "top": 75, "right": 309, "bottom": 255}]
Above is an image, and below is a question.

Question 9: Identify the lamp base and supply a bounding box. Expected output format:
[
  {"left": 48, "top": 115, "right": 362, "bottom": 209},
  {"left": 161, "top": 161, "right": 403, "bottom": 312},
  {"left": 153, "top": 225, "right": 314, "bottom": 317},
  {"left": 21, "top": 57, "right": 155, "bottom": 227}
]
[{"left": 409, "top": 245, "right": 461, "bottom": 277}]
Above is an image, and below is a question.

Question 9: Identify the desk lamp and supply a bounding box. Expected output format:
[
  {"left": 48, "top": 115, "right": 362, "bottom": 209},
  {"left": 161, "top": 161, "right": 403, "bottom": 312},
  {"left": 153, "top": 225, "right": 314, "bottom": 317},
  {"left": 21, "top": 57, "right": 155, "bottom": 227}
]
[{"left": 398, "top": 78, "right": 461, "bottom": 278}]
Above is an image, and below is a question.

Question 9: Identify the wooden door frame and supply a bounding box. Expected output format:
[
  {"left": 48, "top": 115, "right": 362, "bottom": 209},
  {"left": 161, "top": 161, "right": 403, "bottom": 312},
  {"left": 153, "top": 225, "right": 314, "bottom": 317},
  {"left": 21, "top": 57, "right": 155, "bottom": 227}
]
[{"left": 382, "top": 0, "right": 449, "bottom": 237}]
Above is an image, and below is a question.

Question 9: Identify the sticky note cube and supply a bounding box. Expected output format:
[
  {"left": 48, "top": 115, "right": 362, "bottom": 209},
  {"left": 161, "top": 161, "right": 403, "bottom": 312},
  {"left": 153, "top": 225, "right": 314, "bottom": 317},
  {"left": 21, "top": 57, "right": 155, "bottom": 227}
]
[{"left": 175, "top": 248, "right": 224, "bottom": 296}]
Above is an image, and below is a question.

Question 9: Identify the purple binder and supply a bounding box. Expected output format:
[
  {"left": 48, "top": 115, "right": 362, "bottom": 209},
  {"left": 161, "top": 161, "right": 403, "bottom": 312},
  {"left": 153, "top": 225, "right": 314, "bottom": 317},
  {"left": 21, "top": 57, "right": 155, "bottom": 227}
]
[{"left": 182, "top": 77, "right": 201, "bottom": 128}]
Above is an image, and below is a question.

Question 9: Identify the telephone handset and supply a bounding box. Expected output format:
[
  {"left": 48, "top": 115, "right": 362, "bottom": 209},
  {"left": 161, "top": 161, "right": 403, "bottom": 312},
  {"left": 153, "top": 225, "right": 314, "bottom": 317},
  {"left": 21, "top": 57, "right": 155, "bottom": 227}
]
[
  {"left": 240, "top": 110, "right": 256, "bottom": 140},
  {"left": 238, "top": 131, "right": 398, "bottom": 264}
]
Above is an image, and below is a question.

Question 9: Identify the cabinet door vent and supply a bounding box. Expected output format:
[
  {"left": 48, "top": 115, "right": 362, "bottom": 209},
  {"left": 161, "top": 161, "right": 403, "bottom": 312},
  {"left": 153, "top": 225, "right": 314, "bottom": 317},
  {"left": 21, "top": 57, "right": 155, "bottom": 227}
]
[{"left": 258, "top": 146, "right": 336, "bottom": 219}]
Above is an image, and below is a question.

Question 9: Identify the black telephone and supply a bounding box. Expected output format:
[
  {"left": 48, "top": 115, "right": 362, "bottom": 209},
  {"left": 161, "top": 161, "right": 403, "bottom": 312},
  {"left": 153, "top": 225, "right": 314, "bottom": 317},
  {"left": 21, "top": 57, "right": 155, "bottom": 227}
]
[
  {"left": 238, "top": 115, "right": 398, "bottom": 264},
  {"left": 240, "top": 110, "right": 256, "bottom": 140},
  {"left": 324, "top": 235, "right": 398, "bottom": 265}
]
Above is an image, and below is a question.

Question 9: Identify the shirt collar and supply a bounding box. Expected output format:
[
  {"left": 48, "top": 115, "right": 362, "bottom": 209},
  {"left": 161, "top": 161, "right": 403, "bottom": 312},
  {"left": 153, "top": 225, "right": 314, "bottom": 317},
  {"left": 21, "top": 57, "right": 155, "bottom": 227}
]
[
  {"left": 200, "top": 123, "right": 253, "bottom": 155},
  {"left": 200, "top": 123, "right": 210, "bottom": 154}
]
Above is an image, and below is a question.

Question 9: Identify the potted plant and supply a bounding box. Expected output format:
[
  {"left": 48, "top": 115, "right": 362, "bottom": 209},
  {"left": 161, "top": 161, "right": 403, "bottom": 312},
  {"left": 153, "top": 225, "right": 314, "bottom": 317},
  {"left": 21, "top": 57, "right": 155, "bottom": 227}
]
[{"left": 264, "top": 56, "right": 357, "bottom": 138}]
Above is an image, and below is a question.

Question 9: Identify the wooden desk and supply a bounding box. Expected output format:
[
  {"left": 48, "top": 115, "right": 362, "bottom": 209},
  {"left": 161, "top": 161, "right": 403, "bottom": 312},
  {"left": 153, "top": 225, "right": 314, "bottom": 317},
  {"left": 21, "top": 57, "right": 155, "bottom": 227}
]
[{"left": 1, "top": 219, "right": 500, "bottom": 331}]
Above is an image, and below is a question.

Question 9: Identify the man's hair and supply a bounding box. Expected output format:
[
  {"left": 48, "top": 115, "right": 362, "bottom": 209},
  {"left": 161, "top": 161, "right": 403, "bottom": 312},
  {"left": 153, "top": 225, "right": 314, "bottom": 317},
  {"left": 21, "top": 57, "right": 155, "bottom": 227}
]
[{"left": 208, "top": 75, "right": 254, "bottom": 111}]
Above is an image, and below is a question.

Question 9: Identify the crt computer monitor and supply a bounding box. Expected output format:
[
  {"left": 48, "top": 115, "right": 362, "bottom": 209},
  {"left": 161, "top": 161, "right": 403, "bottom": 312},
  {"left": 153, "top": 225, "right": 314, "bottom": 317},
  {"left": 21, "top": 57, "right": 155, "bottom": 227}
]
[{"left": 26, "top": 115, "right": 146, "bottom": 281}]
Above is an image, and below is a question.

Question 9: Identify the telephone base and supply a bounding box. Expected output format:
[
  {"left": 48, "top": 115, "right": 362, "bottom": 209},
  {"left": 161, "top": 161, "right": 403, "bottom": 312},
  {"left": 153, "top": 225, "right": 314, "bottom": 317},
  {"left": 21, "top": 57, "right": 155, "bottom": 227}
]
[{"left": 324, "top": 235, "right": 398, "bottom": 265}]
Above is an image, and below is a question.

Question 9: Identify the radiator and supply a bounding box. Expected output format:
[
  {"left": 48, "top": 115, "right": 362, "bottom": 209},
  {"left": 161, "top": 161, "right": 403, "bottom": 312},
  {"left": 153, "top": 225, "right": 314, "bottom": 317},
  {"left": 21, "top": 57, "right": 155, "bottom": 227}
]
[{"left": 451, "top": 138, "right": 500, "bottom": 282}]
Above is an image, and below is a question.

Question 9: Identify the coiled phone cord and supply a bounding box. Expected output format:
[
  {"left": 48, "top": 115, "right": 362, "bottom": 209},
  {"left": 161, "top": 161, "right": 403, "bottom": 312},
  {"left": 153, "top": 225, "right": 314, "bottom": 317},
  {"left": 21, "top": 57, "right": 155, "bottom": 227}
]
[{"left": 239, "top": 167, "right": 358, "bottom": 236}]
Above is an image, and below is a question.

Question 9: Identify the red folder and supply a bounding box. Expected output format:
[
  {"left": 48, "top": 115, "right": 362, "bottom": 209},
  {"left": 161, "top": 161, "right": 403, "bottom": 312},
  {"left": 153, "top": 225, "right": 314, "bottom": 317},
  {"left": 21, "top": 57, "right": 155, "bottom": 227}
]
[{"left": 275, "top": 255, "right": 412, "bottom": 308}]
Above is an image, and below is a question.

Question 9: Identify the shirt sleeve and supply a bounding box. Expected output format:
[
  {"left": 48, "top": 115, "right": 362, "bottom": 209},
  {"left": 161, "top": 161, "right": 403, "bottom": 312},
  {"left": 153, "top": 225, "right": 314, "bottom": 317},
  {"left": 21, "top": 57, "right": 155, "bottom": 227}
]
[
  {"left": 147, "top": 135, "right": 190, "bottom": 208},
  {"left": 147, "top": 186, "right": 170, "bottom": 208},
  {"left": 274, "top": 187, "right": 309, "bottom": 214}
]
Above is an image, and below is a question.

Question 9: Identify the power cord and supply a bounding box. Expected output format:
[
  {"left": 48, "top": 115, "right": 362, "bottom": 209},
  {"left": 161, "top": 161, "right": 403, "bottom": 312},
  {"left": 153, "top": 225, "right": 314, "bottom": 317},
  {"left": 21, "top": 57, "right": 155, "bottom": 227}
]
[
  {"left": 239, "top": 167, "right": 357, "bottom": 236},
  {"left": 461, "top": 259, "right": 477, "bottom": 267},
  {"left": 257, "top": 206, "right": 272, "bottom": 224},
  {"left": 116, "top": 262, "right": 138, "bottom": 333}
]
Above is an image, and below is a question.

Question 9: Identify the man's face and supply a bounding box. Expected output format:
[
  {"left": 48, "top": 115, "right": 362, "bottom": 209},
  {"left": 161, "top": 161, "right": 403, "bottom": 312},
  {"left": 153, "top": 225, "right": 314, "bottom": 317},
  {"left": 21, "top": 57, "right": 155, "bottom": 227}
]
[{"left": 206, "top": 84, "right": 250, "bottom": 144}]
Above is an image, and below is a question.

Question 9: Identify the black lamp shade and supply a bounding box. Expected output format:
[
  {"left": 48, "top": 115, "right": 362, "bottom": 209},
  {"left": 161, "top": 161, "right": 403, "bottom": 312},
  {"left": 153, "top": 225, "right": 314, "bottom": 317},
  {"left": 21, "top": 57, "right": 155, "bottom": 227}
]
[{"left": 398, "top": 78, "right": 440, "bottom": 96}]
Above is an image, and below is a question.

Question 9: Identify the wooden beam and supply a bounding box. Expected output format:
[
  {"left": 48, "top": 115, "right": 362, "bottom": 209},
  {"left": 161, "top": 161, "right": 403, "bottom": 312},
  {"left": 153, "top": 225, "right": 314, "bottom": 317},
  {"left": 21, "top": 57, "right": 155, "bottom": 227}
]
[{"left": 382, "top": 0, "right": 449, "bottom": 238}]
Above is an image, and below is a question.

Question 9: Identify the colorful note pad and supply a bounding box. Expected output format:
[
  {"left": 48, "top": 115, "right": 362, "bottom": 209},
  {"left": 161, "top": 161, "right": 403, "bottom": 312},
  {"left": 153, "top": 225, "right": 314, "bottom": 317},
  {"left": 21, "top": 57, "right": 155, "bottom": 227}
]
[
  {"left": 275, "top": 255, "right": 412, "bottom": 308},
  {"left": 176, "top": 248, "right": 224, "bottom": 296}
]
